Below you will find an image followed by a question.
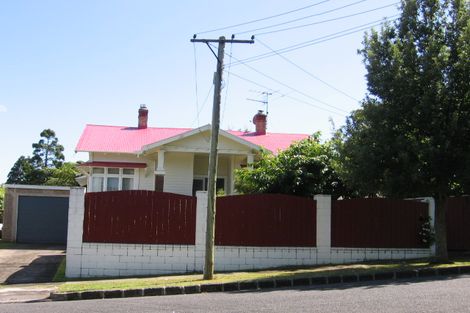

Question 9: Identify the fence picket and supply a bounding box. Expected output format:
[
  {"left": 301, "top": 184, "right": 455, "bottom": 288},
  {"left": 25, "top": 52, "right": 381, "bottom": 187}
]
[
  {"left": 215, "top": 194, "right": 317, "bottom": 247},
  {"left": 331, "top": 198, "right": 427, "bottom": 248},
  {"left": 446, "top": 196, "right": 470, "bottom": 250},
  {"left": 83, "top": 191, "right": 196, "bottom": 245}
]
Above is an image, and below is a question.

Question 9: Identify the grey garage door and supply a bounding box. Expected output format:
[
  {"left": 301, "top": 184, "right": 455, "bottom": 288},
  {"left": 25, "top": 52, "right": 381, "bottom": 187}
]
[{"left": 17, "top": 196, "right": 69, "bottom": 244}]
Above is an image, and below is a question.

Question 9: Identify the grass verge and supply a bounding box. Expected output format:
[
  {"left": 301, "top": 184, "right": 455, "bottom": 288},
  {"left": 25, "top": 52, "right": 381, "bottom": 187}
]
[
  {"left": 0, "top": 240, "right": 17, "bottom": 249},
  {"left": 57, "top": 257, "right": 470, "bottom": 293},
  {"left": 53, "top": 259, "right": 66, "bottom": 282}
]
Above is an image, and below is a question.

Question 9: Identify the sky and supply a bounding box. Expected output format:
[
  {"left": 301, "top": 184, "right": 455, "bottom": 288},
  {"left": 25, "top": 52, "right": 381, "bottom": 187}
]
[{"left": 0, "top": 0, "right": 401, "bottom": 183}]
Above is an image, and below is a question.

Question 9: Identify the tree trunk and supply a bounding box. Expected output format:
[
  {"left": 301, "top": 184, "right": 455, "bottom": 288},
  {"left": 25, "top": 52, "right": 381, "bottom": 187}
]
[{"left": 434, "top": 194, "right": 449, "bottom": 262}]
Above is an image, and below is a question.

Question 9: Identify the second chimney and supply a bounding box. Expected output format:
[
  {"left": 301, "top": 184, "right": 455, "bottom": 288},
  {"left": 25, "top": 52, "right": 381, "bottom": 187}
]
[
  {"left": 252, "top": 110, "right": 267, "bottom": 135},
  {"left": 138, "top": 104, "right": 148, "bottom": 129}
]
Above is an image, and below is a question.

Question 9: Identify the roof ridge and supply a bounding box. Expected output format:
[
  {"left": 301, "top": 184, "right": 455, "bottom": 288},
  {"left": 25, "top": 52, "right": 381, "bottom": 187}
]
[
  {"left": 228, "top": 130, "right": 310, "bottom": 136},
  {"left": 85, "top": 124, "right": 193, "bottom": 130},
  {"left": 85, "top": 124, "right": 309, "bottom": 136}
]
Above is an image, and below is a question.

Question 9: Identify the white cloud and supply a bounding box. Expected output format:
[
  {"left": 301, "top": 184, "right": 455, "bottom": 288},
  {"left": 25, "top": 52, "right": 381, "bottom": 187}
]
[{"left": 0, "top": 105, "right": 7, "bottom": 113}]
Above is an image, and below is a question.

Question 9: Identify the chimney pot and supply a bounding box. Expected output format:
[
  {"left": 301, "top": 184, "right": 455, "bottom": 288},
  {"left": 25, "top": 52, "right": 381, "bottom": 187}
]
[
  {"left": 138, "top": 104, "right": 148, "bottom": 129},
  {"left": 252, "top": 110, "right": 267, "bottom": 135}
]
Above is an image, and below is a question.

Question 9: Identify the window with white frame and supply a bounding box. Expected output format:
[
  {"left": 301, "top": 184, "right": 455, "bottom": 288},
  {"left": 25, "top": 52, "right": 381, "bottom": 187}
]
[
  {"left": 90, "top": 167, "right": 137, "bottom": 192},
  {"left": 192, "top": 176, "right": 226, "bottom": 196}
]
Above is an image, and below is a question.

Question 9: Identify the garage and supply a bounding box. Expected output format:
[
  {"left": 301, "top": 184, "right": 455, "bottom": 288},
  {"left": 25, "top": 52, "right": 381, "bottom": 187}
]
[
  {"left": 3, "top": 185, "right": 70, "bottom": 245},
  {"left": 17, "top": 196, "right": 69, "bottom": 244}
]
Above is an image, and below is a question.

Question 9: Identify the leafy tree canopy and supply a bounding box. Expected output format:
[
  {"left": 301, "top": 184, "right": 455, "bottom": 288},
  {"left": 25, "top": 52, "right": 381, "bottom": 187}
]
[
  {"left": 0, "top": 186, "right": 4, "bottom": 222},
  {"left": 235, "top": 133, "right": 350, "bottom": 199},
  {"left": 6, "top": 129, "right": 77, "bottom": 186},
  {"left": 32, "top": 129, "right": 64, "bottom": 168},
  {"left": 6, "top": 156, "right": 47, "bottom": 185},
  {"left": 46, "top": 162, "right": 80, "bottom": 187},
  {"left": 338, "top": 0, "right": 469, "bottom": 260}
]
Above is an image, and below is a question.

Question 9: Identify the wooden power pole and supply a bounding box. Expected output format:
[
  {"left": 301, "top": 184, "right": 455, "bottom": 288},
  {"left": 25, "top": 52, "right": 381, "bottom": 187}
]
[{"left": 191, "top": 35, "right": 254, "bottom": 280}]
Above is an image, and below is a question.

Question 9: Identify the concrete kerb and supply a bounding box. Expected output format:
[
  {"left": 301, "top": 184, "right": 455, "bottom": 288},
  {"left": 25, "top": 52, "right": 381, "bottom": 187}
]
[{"left": 49, "top": 265, "right": 470, "bottom": 301}]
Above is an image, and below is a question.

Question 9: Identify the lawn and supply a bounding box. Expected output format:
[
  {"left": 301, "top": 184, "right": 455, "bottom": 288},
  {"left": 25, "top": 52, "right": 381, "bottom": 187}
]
[
  {"left": 56, "top": 257, "right": 470, "bottom": 293},
  {"left": 0, "top": 240, "right": 17, "bottom": 249}
]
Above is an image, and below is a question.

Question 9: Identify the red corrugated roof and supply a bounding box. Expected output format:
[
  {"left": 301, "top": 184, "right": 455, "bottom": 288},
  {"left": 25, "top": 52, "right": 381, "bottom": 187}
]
[
  {"left": 76, "top": 124, "right": 309, "bottom": 154},
  {"left": 228, "top": 130, "right": 309, "bottom": 153}
]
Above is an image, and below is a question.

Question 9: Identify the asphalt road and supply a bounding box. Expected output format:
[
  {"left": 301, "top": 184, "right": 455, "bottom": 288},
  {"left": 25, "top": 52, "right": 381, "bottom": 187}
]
[{"left": 1, "top": 275, "right": 469, "bottom": 313}]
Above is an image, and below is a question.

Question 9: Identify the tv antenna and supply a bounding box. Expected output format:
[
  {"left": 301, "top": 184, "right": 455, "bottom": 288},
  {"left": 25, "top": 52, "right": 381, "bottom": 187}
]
[{"left": 247, "top": 91, "right": 273, "bottom": 115}]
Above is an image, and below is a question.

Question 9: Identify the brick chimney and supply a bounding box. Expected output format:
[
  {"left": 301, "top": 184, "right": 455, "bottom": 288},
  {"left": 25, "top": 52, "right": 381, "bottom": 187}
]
[
  {"left": 252, "top": 110, "right": 267, "bottom": 135},
  {"left": 138, "top": 104, "right": 148, "bottom": 129}
]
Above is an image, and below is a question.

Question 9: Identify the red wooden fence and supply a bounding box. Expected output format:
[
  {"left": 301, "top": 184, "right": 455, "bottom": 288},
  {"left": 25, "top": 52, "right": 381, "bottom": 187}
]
[
  {"left": 83, "top": 191, "right": 196, "bottom": 244},
  {"left": 446, "top": 196, "right": 470, "bottom": 250},
  {"left": 331, "top": 198, "right": 428, "bottom": 248},
  {"left": 215, "top": 194, "right": 316, "bottom": 247}
]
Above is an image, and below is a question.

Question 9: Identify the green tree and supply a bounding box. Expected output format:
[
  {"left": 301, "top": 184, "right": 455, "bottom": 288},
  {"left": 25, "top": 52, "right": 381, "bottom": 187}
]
[
  {"left": 6, "top": 129, "right": 68, "bottom": 185},
  {"left": 32, "top": 129, "right": 64, "bottom": 168},
  {"left": 46, "top": 162, "right": 80, "bottom": 187},
  {"left": 6, "top": 156, "right": 32, "bottom": 184},
  {"left": 339, "top": 0, "right": 470, "bottom": 261},
  {"left": 6, "top": 156, "right": 47, "bottom": 185},
  {"left": 0, "top": 186, "right": 4, "bottom": 223},
  {"left": 235, "top": 134, "right": 350, "bottom": 199}
]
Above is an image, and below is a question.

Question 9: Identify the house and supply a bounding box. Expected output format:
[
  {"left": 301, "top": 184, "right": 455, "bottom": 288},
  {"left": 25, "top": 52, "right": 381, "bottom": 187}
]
[{"left": 76, "top": 105, "right": 309, "bottom": 196}]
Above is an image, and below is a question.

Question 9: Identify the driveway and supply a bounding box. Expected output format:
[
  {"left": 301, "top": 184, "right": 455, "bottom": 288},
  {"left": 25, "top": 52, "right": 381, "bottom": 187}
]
[{"left": 0, "top": 244, "right": 65, "bottom": 284}]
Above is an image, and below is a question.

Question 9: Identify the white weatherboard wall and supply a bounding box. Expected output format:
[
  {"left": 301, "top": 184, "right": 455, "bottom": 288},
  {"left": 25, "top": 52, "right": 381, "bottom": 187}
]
[
  {"left": 163, "top": 152, "right": 194, "bottom": 196},
  {"left": 66, "top": 191, "right": 434, "bottom": 278}
]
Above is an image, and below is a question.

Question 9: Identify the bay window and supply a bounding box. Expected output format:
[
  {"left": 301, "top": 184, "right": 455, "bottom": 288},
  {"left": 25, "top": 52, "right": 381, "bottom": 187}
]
[{"left": 90, "top": 167, "right": 137, "bottom": 192}]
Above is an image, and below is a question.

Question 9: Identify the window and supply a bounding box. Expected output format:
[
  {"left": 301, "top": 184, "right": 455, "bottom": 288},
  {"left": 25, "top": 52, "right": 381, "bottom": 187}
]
[
  {"left": 106, "top": 177, "right": 119, "bottom": 191},
  {"left": 92, "top": 177, "right": 104, "bottom": 192},
  {"left": 123, "top": 169, "right": 134, "bottom": 175},
  {"left": 108, "top": 168, "right": 119, "bottom": 175},
  {"left": 192, "top": 177, "right": 226, "bottom": 196},
  {"left": 122, "top": 177, "right": 134, "bottom": 190},
  {"left": 192, "top": 178, "right": 204, "bottom": 196},
  {"left": 90, "top": 167, "right": 137, "bottom": 192},
  {"left": 92, "top": 168, "right": 105, "bottom": 174}
]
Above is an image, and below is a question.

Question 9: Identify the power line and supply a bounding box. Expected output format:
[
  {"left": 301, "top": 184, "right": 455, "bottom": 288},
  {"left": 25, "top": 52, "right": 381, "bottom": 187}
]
[
  {"left": 257, "top": 38, "right": 359, "bottom": 102},
  {"left": 221, "top": 42, "right": 234, "bottom": 123},
  {"left": 235, "top": 0, "right": 367, "bottom": 35},
  {"left": 231, "top": 16, "right": 398, "bottom": 66},
  {"left": 227, "top": 70, "right": 345, "bottom": 116},
  {"left": 270, "top": 91, "right": 296, "bottom": 102},
  {"left": 283, "top": 93, "right": 347, "bottom": 116},
  {"left": 253, "top": 2, "right": 400, "bottom": 36},
  {"left": 224, "top": 71, "right": 274, "bottom": 94},
  {"left": 195, "top": 0, "right": 330, "bottom": 35},
  {"left": 191, "top": 84, "right": 214, "bottom": 127},
  {"left": 192, "top": 42, "right": 200, "bottom": 126},
  {"left": 233, "top": 54, "right": 349, "bottom": 114},
  {"left": 214, "top": 44, "right": 350, "bottom": 114}
]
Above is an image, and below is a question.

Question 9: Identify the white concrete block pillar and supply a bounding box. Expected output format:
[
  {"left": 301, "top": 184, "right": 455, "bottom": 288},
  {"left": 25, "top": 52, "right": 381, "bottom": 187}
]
[
  {"left": 66, "top": 187, "right": 86, "bottom": 278},
  {"left": 422, "top": 197, "right": 436, "bottom": 256},
  {"left": 315, "top": 194, "right": 332, "bottom": 264},
  {"left": 195, "top": 191, "right": 208, "bottom": 271}
]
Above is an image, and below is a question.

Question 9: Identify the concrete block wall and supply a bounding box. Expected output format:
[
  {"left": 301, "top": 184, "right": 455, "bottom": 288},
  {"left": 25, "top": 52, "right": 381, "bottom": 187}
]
[
  {"left": 78, "top": 243, "right": 196, "bottom": 277},
  {"left": 329, "top": 248, "right": 430, "bottom": 264},
  {"left": 66, "top": 190, "right": 433, "bottom": 278},
  {"left": 214, "top": 246, "right": 317, "bottom": 272}
]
